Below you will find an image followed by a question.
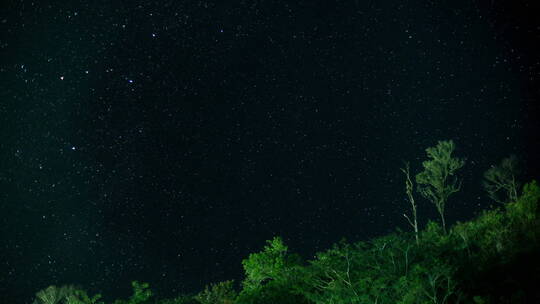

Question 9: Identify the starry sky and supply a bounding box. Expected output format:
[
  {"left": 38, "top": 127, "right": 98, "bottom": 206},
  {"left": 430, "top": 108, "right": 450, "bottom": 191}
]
[{"left": 1, "top": 1, "right": 539, "bottom": 303}]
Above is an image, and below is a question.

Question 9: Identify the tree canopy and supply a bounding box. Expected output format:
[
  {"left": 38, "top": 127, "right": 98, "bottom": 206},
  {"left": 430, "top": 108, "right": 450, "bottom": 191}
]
[{"left": 416, "top": 140, "right": 465, "bottom": 233}]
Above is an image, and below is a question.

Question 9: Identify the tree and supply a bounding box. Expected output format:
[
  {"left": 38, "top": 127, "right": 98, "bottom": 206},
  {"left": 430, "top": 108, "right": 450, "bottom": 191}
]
[
  {"left": 416, "top": 140, "right": 465, "bottom": 234},
  {"left": 300, "top": 236, "right": 416, "bottom": 304},
  {"left": 302, "top": 241, "right": 367, "bottom": 303},
  {"left": 408, "top": 264, "right": 462, "bottom": 304},
  {"left": 34, "top": 285, "right": 78, "bottom": 304},
  {"left": 65, "top": 289, "right": 104, "bottom": 304},
  {"left": 483, "top": 155, "right": 521, "bottom": 204},
  {"left": 113, "top": 281, "right": 152, "bottom": 304},
  {"left": 241, "top": 237, "right": 301, "bottom": 290},
  {"left": 194, "top": 280, "right": 236, "bottom": 304},
  {"left": 505, "top": 180, "right": 540, "bottom": 239},
  {"left": 401, "top": 162, "right": 419, "bottom": 244},
  {"left": 238, "top": 237, "right": 308, "bottom": 304}
]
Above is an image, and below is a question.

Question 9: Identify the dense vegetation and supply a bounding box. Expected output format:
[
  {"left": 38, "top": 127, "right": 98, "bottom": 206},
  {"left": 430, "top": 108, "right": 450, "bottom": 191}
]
[{"left": 31, "top": 141, "right": 540, "bottom": 303}]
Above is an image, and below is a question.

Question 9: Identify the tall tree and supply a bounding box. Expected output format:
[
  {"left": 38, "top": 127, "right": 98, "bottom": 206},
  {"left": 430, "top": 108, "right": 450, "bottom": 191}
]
[
  {"left": 416, "top": 140, "right": 465, "bottom": 234},
  {"left": 401, "top": 162, "right": 419, "bottom": 244},
  {"left": 482, "top": 155, "right": 521, "bottom": 204}
]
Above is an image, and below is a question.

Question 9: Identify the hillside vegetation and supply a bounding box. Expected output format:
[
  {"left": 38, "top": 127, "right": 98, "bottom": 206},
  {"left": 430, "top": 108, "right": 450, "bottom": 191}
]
[{"left": 31, "top": 141, "right": 540, "bottom": 304}]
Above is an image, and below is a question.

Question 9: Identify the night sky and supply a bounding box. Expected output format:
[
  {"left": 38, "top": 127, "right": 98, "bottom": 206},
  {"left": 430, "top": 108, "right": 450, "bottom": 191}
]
[{"left": 1, "top": 1, "right": 539, "bottom": 303}]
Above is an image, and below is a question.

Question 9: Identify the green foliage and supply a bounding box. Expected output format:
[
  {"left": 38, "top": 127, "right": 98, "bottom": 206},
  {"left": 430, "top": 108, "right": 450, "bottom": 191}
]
[
  {"left": 34, "top": 286, "right": 102, "bottom": 304},
  {"left": 297, "top": 231, "right": 469, "bottom": 304},
  {"left": 483, "top": 155, "right": 521, "bottom": 204},
  {"left": 445, "top": 181, "right": 540, "bottom": 302},
  {"left": 65, "top": 289, "right": 103, "bottom": 304},
  {"left": 34, "top": 286, "right": 66, "bottom": 304},
  {"left": 113, "top": 281, "right": 152, "bottom": 304},
  {"left": 236, "top": 281, "right": 310, "bottom": 304},
  {"left": 455, "top": 209, "right": 510, "bottom": 258},
  {"left": 131, "top": 281, "right": 152, "bottom": 304},
  {"left": 406, "top": 264, "right": 461, "bottom": 304},
  {"left": 29, "top": 136, "right": 540, "bottom": 304},
  {"left": 155, "top": 295, "right": 198, "bottom": 304},
  {"left": 450, "top": 180, "right": 540, "bottom": 262},
  {"left": 238, "top": 237, "right": 310, "bottom": 304},
  {"left": 416, "top": 140, "right": 465, "bottom": 233},
  {"left": 506, "top": 180, "right": 540, "bottom": 224},
  {"left": 194, "top": 280, "right": 236, "bottom": 304},
  {"left": 34, "top": 285, "right": 79, "bottom": 304},
  {"left": 505, "top": 180, "right": 540, "bottom": 244},
  {"left": 241, "top": 236, "right": 302, "bottom": 290},
  {"left": 472, "top": 295, "right": 489, "bottom": 304},
  {"left": 300, "top": 240, "right": 369, "bottom": 303},
  {"left": 30, "top": 178, "right": 540, "bottom": 304},
  {"left": 304, "top": 238, "right": 386, "bottom": 303}
]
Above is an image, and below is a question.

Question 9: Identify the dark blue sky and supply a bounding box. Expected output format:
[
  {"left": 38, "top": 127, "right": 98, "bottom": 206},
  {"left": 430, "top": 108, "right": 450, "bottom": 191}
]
[{"left": 1, "top": 1, "right": 538, "bottom": 303}]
